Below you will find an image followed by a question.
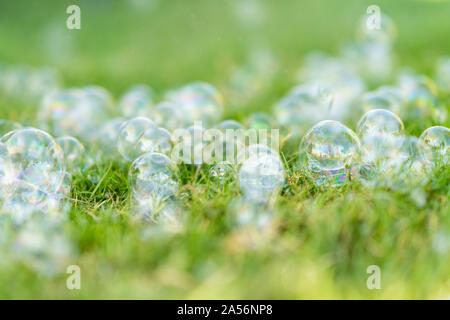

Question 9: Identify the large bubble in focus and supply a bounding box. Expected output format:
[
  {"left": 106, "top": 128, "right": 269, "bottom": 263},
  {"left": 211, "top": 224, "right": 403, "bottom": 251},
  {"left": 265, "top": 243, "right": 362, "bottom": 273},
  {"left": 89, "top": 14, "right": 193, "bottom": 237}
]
[
  {"left": 129, "top": 152, "right": 179, "bottom": 220},
  {"left": 166, "top": 82, "right": 223, "bottom": 127},
  {"left": 300, "top": 120, "right": 360, "bottom": 173},
  {"left": 117, "top": 117, "right": 156, "bottom": 162},
  {"left": 420, "top": 126, "right": 449, "bottom": 166},
  {"left": 39, "top": 86, "right": 112, "bottom": 142},
  {"left": 238, "top": 148, "right": 285, "bottom": 202}
]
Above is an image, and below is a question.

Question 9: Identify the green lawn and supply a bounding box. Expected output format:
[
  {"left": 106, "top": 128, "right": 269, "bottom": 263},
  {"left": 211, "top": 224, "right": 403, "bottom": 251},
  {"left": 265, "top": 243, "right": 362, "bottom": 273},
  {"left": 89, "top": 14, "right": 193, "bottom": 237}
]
[{"left": 0, "top": 0, "right": 449, "bottom": 299}]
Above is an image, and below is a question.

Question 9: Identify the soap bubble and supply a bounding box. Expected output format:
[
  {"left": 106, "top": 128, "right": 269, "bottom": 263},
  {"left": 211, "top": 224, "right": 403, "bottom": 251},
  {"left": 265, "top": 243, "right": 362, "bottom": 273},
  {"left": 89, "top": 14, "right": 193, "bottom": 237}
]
[
  {"left": 55, "top": 136, "right": 85, "bottom": 173},
  {"left": 274, "top": 83, "right": 333, "bottom": 135},
  {"left": 420, "top": 126, "right": 449, "bottom": 166},
  {"left": 357, "top": 109, "right": 404, "bottom": 138},
  {"left": 0, "top": 128, "right": 66, "bottom": 221},
  {"left": 217, "top": 120, "right": 243, "bottom": 131},
  {"left": 117, "top": 117, "right": 156, "bottom": 161},
  {"left": 172, "top": 124, "right": 208, "bottom": 165},
  {"left": 360, "top": 88, "right": 402, "bottom": 114},
  {"left": 137, "top": 127, "right": 173, "bottom": 156},
  {"left": 154, "top": 101, "right": 184, "bottom": 131},
  {"left": 119, "top": 84, "right": 154, "bottom": 118},
  {"left": 129, "top": 152, "right": 179, "bottom": 219},
  {"left": 99, "top": 117, "right": 126, "bottom": 152},
  {"left": 246, "top": 113, "right": 272, "bottom": 130},
  {"left": 238, "top": 151, "right": 285, "bottom": 202},
  {"left": 39, "top": 86, "right": 112, "bottom": 142},
  {"left": 210, "top": 161, "right": 235, "bottom": 184},
  {"left": 300, "top": 120, "right": 360, "bottom": 173},
  {"left": 166, "top": 82, "right": 223, "bottom": 127}
]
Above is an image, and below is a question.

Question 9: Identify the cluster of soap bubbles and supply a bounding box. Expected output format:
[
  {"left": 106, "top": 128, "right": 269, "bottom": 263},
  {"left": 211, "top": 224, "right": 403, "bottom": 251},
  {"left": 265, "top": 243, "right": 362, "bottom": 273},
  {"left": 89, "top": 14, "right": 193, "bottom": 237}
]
[{"left": 0, "top": 64, "right": 60, "bottom": 103}]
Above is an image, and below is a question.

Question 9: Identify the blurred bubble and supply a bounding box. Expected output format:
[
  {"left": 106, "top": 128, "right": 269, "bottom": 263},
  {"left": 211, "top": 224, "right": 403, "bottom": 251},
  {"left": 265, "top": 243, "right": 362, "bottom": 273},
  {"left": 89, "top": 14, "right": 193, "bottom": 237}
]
[
  {"left": 210, "top": 161, "right": 235, "bottom": 184},
  {"left": 39, "top": 86, "right": 112, "bottom": 142},
  {"left": 239, "top": 150, "right": 285, "bottom": 202},
  {"left": 246, "top": 112, "right": 272, "bottom": 130},
  {"left": 360, "top": 88, "right": 402, "bottom": 114},
  {"left": 357, "top": 109, "right": 404, "bottom": 138},
  {"left": 357, "top": 12, "right": 397, "bottom": 44},
  {"left": 0, "top": 119, "right": 22, "bottom": 137},
  {"left": 166, "top": 82, "right": 223, "bottom": 127},
  {"left": 217, "top": 120, "right": 243, "bottom": 131},
  {"left": 0, "top": 128, "right": 66, "bottom": 222},
  {"left": 56, "top": 136, "right": 85, "bottom": 174},
  {"left": 435, "top": 56, "right": 450, "bottom": 92},
  {"left": 129, "top": 152, "right": 179, "bottom": 220},
  {"left": 137, "top": 127, "right": 173, "bottom": 156},
  {"left": 274, "top": 83, "right": 333, "bottom": 135},
  {"left": 420, "top": 126, "right": 449, "bottom": 166},
  {"left": 118, "top": 84, "right": 154, "bottom": 118},
  {"left": 117, "top": 117, "right": 156, "bottom": 161},
  {"left": 153, "top": 101, "right": 184, "bottom": 132}
]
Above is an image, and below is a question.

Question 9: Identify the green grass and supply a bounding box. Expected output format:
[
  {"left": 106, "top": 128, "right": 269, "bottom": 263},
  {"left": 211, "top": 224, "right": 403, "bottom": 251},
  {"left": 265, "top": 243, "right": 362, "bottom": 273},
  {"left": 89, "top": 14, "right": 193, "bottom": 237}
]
[{"left": 0, "top": 0, "right": 449, "bottom": 299}]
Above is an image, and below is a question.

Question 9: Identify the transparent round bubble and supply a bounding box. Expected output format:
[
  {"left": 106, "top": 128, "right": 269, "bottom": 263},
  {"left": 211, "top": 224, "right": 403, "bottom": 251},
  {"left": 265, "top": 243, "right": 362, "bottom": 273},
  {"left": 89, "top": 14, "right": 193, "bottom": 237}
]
[
  {"left": 238, "top": 153, "right": 285, "bottom": 202},
  {"left": 39, "top": 87, "right": 111, "bottom": 142},
  {"left": 359, "top": 133, "right": 403, "bottom": 169},
  {"left": 137, "top": 127, "right": 173, "bottom": 156},
  {"left": 56, "top": 136, "right": 85, "bottom": 173},
  {"left": 361, "top": 88, "right": 402, "bottom": 114},
  {"left": 129, "top": 153, "right": 179, "bottom": 218},
  {"left": 166, "top": 82, "right": 223, "bottom": 127},
  {"left": 357, "top": 109, "right": 404, "bottom": 138},
  {"left": 420, "top": 126, "right": 450, "bottom": 166},
  {"left": 0, "top": 119, "right": 22, "bottom": 137},
  {"left": 246, "top": 112, "right": 272, "bottom": 130},
  {"left": 119, "top": 84, "right": 154, "bottom": 118},
  {"left": 274, "top": 83, "right": 333, "bottom": 134},
  {"left": 357, "top": 12, "right": 397, "bottom": 44},
  {"left": 99, "top": 117, "right": 125, "bottom": 150},
  {"left": 117, "top": 117, "right": 156, "bottom": 161},
  {"left": 153, "top": 101, "right": 183, "bottom": 131},
  {"left": 0, "top": 128, "right": 65, "bottom": 209},
  {"left": 209, "top": 161, "right": 235, "bottom": 184},
  {"left": 300, "top": 120, "right": 360, "bottom": 172}
]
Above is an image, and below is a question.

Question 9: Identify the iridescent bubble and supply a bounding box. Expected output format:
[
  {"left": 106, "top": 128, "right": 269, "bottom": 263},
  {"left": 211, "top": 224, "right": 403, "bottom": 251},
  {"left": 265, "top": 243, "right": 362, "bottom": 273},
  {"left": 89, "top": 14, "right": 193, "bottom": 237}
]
[
  {"left": 129, "top": 152, "right": 179, "bottom": 219},
  {"left": 420, "top": 126, "right": 450, "bottom": 166},
  {"left": 357, "top": 109, "right": 404, "bottom": 138},
  {"left": 300, "top": 120, "right": 360, "bottom": 172},
  {"left": 209, "top": 161, "right": 235, "bottom": 184},
  {"left": 39, "top": 86, "right": 112, "bottom": 142},
  {"left": 166, "top": 82, "right": 223, "bottom": 127},
  {"left": 0, "top": 128, "right": 65, "bottom": 220},
  {"left": 56, "top": 136, "right": 85, "bottom": 173},
  {"left": 238, "top": 152, "right": 285, "bottom": 202},
  {"left": 137, "top": 127, "right": 173, "bottom": 156},
  {"left": 117, "top": 117, "right": 156, "bottom": 161},
  {"left": 154, "top": 101, "right": 183, "bottom": 131},
  {"left": 274, "top": 83, "right": 333, "bottom": 134},
  {"left": 119, "top": 84, "right": 154, "bottom": 118}
]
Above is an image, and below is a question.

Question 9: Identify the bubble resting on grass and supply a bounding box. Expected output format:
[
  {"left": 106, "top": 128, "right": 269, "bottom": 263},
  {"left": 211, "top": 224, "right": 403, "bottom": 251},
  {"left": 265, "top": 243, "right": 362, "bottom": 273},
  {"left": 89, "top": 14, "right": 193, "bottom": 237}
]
[
  {"left": 209, "top": 161, "right": 235, "bottom": 184},
  {"left": 137, "top": 127, "right": 173, "bottom": 156},
  {"left": 0, "top": 119, "right": 22, "bottom": 137},
  {"left": 238, "top": 150, "right": 285, "bottom": 202},
  {"left": 117, "top": 117, "right": 156, "bottom": 162},
  {"left": 0, "top": 128, "right": 67, "bottom": 222},
  {"left": 129, "top": 152, "right": 179, "bottom": 220},
  {"left": 56, "top": 136, "right": 85, "bottom": 174},
  {"left": 153, "top": 101, "right": 184, "bottom": 131},
  {"left": 420, "top": 126, "right": 450, "bottom": 166},
  {"left": 357, "top": 109, "right": 404, "bottom": 138},
  {"left": 300, "top": 120, "right": 360, "bottom": 172}
]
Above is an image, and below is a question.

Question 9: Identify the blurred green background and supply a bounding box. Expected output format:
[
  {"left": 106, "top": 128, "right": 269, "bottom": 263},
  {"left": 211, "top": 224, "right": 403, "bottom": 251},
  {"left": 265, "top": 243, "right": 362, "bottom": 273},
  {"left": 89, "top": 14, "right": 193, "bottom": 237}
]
[{"left": 0, "top": 0, "right": 449, "bottom": 299}]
